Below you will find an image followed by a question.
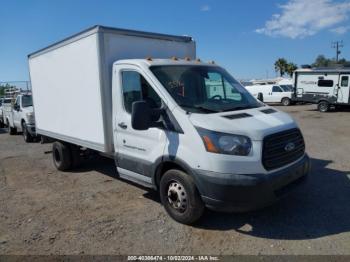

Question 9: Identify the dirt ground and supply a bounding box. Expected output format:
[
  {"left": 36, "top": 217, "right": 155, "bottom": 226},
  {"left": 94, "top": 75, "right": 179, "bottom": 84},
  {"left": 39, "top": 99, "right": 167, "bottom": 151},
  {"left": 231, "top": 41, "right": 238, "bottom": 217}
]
[{"left": 0, "top": 104, "right": 350, "bottom": 255}]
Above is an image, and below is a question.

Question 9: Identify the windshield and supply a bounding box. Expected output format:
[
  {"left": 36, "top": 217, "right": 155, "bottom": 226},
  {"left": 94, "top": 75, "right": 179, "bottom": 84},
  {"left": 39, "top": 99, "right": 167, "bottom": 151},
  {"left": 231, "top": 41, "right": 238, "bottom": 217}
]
[
  {"left": 22, "top": 95, "right": 33, "bottom": 107},
  {"left": 280, "top": 85, "right": 293, "bottom": 92},
  {"left": 150, "top": 65, "right": 262, "bottom": 113}
]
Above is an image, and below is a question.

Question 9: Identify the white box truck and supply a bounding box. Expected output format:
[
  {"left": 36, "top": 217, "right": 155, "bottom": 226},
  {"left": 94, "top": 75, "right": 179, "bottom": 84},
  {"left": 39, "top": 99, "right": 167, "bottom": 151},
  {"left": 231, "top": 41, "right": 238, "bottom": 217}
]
[{"left": 29, "top": 25, "right": 309, "bottom": 224}]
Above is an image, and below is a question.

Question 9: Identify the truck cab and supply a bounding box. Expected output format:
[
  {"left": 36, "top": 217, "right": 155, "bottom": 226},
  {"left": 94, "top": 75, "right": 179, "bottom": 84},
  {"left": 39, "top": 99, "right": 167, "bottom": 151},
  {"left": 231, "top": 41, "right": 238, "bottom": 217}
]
[
  {"left": 4, "top": 94, "right": 36, "bottom": 142},
  {"left": 111, "top": 59, "right": 309, "bottom": 223}
]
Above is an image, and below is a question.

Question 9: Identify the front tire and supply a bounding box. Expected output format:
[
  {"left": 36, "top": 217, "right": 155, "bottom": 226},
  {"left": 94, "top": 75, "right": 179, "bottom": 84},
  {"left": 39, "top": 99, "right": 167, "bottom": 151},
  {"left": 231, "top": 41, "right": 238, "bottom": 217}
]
[
  {"left": 160, "top": 169, "right": 204, "bottom": 225},
  {"left": 318, "top": 101, "right": 329, "bottom": 112},
  {"left": 52, "top": 141, "right": 72, "bottom": 171},
  {"left": 281, "top": 97, "right": 291, "bottom": 106},
  {"left": 22, "top": 122, "right": 33, "bottom": 142}
]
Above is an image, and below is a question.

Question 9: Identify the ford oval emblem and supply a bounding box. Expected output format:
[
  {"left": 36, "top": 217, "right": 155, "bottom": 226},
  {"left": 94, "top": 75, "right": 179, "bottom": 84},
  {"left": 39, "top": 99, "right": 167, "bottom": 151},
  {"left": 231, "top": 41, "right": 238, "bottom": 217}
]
[{"left": 284, "top": 142, "right": 295, "bottom": 152}]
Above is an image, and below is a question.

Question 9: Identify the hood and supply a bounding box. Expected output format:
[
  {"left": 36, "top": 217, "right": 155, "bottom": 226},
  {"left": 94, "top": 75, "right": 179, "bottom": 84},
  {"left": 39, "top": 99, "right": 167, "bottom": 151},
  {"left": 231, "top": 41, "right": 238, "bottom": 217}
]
[
  {"left": 22, "top": 106, "right": 34, "bottom": 114},
  {"left": 189, "top": 106, "right": 297, "bottom": 141}
]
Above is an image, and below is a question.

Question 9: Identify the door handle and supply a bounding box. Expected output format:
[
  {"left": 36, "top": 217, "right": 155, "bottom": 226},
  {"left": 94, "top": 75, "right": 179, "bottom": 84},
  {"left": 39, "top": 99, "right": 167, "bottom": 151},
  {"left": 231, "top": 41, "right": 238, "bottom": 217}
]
[{"left": 118, "top": 122, "right": 127, "bottom": 129}]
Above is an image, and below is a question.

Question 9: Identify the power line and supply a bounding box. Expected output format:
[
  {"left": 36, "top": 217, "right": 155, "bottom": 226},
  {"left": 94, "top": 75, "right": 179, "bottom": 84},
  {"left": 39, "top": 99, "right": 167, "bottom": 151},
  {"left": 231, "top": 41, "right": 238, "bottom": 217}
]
[{"left": 331, "top": 40, "right": 344, "bottom": 62}]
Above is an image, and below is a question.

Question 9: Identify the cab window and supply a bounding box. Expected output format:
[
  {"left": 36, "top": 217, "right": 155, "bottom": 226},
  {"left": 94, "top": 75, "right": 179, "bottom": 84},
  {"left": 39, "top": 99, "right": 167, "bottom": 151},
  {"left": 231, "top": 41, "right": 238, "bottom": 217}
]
[
  {"left": 341, "top": 76, "right": 349, "bottom": 87},
  {"left": 121, "top": 71, "right": 161, "bottom": 113},
  {"left": 272, "top": 86, "right": 282, "bottom": 92}
]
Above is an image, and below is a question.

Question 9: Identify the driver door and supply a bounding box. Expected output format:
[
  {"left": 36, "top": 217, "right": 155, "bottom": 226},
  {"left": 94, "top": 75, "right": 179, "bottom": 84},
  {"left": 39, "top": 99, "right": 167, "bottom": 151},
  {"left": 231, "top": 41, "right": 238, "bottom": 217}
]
[
  {"left": 338, "top": 75, "right": 350, "bottom": 104},
  {"left": 13, "top": 97, "right": 21, "bottom": 128},
  {"left": 271, "top": 85, "right": 283, "bottom": 103},
  {"left": 113, "top": 65, "right": 168, "bottom": 186}
]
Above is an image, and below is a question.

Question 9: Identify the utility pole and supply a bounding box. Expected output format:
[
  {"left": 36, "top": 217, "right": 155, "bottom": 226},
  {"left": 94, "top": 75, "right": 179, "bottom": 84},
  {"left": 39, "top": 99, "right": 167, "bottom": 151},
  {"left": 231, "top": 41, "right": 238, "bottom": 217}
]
[{"left": 332, "top": 40, "right": 344, "bottom": 62}]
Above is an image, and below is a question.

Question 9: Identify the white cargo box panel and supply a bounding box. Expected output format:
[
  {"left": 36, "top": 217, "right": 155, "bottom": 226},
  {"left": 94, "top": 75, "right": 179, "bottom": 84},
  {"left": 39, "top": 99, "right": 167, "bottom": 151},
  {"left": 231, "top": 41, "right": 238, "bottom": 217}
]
[{"left": 29, "top": 25, "right": 196, "bottom": 153}]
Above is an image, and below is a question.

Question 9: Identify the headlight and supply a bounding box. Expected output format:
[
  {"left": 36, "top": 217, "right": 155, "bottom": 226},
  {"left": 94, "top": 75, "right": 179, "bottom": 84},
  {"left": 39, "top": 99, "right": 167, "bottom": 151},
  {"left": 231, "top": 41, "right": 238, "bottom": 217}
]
[
  {"left": 196, "top": 127, "right": 252, "bottom": 156},
  {"left": 26, "top": 112, "right": 35, "bottom": 122}
]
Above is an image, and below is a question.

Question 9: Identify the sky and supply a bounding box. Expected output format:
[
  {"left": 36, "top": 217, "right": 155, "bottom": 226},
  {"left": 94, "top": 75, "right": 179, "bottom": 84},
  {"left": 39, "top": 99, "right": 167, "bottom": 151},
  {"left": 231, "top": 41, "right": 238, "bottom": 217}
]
[{"left": 1, "top": 0, "right": 350, "bottom": 82}]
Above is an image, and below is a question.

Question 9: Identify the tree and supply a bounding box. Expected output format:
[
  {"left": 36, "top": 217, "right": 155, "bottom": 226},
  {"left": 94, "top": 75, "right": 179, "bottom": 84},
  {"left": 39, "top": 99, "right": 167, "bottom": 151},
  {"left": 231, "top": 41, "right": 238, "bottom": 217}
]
[
  {"left": 274, "top": 58, "right": 288, "bottom": 77},
  {"left": 312, "top": 55, "right": 329, "bottom": 67},
  {"left": 286, "top": 63, "right": 298, "bottom": 77},
  {"left": 312, "top": 55, "right": 350, "bottom": 68}
]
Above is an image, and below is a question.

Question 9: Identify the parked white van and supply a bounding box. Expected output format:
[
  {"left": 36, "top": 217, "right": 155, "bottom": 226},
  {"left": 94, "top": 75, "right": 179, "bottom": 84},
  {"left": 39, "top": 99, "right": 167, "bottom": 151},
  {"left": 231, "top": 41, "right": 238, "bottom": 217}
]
[
  {"left": 29, "top": 26, "right": 309, "bottom": 224},
  {"left": 245, "top": 84, "right": 293, "bottom": 106}
]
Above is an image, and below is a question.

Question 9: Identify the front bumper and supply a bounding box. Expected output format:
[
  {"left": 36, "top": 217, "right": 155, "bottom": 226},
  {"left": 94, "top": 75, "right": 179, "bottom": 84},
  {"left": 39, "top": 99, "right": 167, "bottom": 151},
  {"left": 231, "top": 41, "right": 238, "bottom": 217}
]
[{"left": 193, "top": 154, "right": 310, "bottom": 212}]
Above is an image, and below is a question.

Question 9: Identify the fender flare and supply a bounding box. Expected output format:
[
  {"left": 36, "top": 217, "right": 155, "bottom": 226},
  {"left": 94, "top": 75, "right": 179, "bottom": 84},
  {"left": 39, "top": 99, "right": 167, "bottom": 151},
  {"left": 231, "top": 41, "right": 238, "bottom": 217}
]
[{"left": 151, "top": 155, "right": 196, "bottom": 190}]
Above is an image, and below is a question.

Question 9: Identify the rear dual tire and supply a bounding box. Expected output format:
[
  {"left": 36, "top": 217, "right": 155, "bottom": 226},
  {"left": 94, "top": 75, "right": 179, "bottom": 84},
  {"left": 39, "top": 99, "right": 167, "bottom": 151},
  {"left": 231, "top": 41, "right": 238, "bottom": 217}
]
[
  {"left": 160, "top": 169, "right": 204, "bottom": 225},
  {"left": 52, "top": 141, "right": 81, "bottom": 171}
]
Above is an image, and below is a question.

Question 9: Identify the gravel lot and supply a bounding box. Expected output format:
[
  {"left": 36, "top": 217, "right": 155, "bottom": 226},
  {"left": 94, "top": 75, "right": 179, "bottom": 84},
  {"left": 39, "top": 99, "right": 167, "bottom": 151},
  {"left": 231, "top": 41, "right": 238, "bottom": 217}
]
[{"left": 0, "top": 104, "right": 349, "bottom": 255}]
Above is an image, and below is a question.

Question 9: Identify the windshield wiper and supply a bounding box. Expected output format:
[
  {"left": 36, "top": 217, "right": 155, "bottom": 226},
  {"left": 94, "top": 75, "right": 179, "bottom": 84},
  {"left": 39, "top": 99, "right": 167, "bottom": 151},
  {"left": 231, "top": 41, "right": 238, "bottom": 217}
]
[{"left": 193, "top": 105, "right": 219, "bottom": 113}]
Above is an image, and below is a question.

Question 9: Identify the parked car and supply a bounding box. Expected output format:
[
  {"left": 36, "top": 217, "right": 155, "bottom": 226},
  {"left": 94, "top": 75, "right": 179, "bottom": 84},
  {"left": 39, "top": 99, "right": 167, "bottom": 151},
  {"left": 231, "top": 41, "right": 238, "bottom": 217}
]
[
  {"left": 245, "top": 84, "right": 293, "bottom": 106},
  {"left": 3, "top": 94, "right": 36, "bottom": 142},
  {"left": 29, "top": 25, "right": 309, "bottom": 224},
  {"left": 1, "top": 98, "right": 13, "bottom": 129},
  {"left": 0, "top": 98, "right": 4, "bottom": 128},
  {"left": 292, "top": 68, "right": 350, "bottom": 112}
]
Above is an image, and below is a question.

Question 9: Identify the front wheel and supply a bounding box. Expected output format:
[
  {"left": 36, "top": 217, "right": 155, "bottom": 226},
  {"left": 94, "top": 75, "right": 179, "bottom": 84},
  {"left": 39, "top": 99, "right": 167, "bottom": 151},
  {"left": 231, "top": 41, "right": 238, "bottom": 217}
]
[
  {"left": 22, "top": 122, "right": 33, "bottom": 142},
  {"left": 160, "top": 169, "right": 204, "bottom": 225},
  {"left": 318, "top": 101, "right": 329, "bottom": 112},
  {"left": 281, "top": 97, "right": 291, "bottom": 106}
]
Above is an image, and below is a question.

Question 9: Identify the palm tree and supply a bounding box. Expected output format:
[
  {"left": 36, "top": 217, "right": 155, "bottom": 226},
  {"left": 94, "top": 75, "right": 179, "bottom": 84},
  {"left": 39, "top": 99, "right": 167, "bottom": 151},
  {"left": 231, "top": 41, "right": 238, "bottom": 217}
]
[
  {"left": 274, "top": 58, "right": 288, "bottom": 77},
  {"left": 286, "top": 63, "right": 298, "bottom": 77}
]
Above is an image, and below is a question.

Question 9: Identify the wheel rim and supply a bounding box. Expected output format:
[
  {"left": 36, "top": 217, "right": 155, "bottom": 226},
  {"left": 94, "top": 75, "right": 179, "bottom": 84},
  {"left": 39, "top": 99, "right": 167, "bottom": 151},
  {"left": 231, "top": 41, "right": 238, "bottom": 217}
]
[
  {"left": 283, "top": 99, "right": 289, "bottom": 105},
  {"left": 167, "top": 180, "right": 187, "bottom": 212},
  {"left": 320, "top": 103, "right": 327, "bottom": 111}
]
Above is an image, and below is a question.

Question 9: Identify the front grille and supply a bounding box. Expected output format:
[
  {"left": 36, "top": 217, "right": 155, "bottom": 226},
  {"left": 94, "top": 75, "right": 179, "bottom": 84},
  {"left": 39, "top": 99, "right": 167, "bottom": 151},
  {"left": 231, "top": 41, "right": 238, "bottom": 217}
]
[{"left": 262, "top": 128, "right": 305, "bottom": 171}]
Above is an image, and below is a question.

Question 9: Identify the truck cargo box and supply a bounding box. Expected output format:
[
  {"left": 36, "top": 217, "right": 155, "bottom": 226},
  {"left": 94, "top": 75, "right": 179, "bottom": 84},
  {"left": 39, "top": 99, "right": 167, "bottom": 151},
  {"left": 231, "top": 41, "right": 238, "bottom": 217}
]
[{"left": 29, "top": 25, "right": 196, "bottom": 153}]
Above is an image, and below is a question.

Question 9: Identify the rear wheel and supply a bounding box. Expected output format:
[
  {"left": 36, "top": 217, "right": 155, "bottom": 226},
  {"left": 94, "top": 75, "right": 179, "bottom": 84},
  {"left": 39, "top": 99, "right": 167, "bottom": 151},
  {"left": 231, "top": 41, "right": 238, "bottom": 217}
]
[
  {"left": 318, "top": 101, "right": 329, "bottom": 112},
  {"left": 69, "top": 144, "right": 81, "bottom": 169},
  {"left": 7, "top": 121, "right": 16, "bottom": 135},
  {"left": 281, "top": 97, "right": 291, "bottom": 106},
  {"left": 52, "top": 141, "right": 72, "bottom": 171},
  {"left": 160, "top": 169, "right": 204, "bottom": 225},
  {"left": 22, "top": 122, "right": 33, "bottom": 142}
]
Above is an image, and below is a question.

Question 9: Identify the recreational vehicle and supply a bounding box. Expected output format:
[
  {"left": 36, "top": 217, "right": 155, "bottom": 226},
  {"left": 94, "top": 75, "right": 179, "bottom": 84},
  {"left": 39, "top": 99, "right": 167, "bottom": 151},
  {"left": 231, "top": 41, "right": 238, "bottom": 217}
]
[{"left": 293, "top": 68, "right": 350, "bottom": 112}]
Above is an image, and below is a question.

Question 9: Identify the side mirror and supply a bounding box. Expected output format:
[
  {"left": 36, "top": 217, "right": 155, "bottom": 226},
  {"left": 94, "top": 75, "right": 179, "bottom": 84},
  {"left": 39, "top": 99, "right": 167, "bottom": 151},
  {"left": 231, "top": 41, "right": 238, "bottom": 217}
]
[
  {"left": 257, "top": 92, "right": 264, "bottom": 102},
  {"left": 131, "top": 101, "right": 152, "bottom": 130},
  {"left": 13, "top": 104, "right": 19, "bottom": 111},
  {"left": 131, "top": 101, "right": 164, "bottom": 130}
]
